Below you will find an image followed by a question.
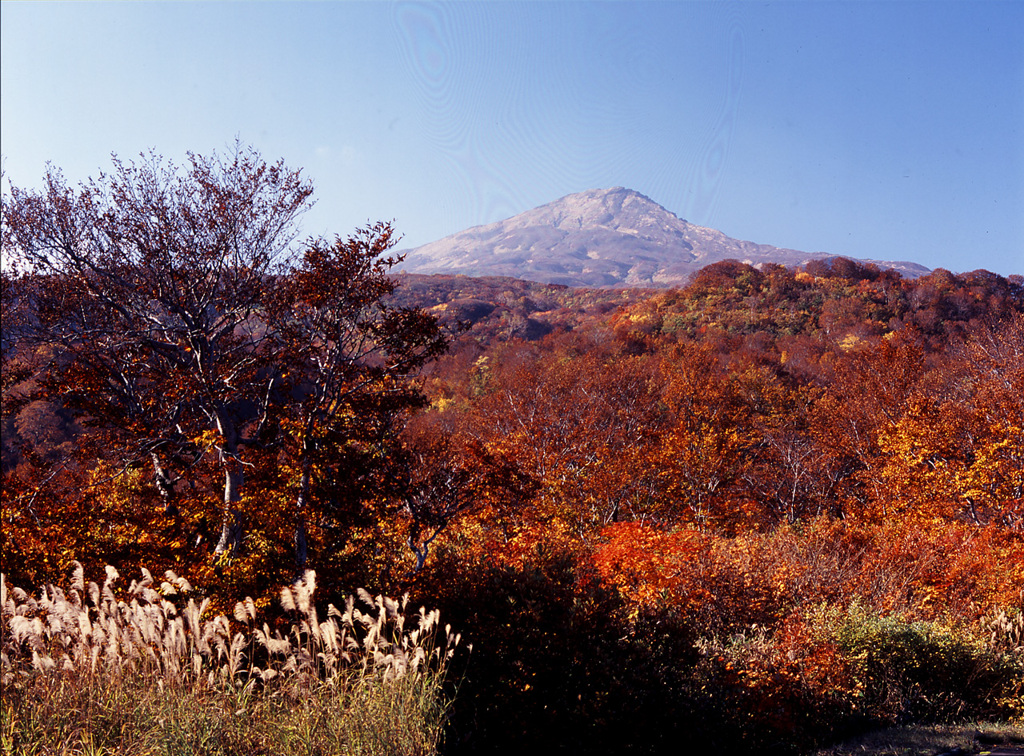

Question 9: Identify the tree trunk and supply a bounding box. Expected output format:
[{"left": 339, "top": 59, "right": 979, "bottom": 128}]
[
  {"left": 214, "top": 464, "right": 245, "bottom": 558},
  {"left": 214, "top": 414, "right": 245, "bottom": 558},
  {"left": 151, "top": 452, "right": 178, "bottom": 516},
  {"left": 294, "top": 460, "right": 311, "bottom": 570}
]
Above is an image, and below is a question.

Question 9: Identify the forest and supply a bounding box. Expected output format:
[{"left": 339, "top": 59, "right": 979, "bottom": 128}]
[{"left": 2, "top": 146, "right": 1022, "bottom": 755}]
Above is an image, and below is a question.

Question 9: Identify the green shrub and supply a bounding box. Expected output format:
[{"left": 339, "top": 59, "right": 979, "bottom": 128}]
[{"left": 812, "top": 603, "right": 1023, "bottom": 724}]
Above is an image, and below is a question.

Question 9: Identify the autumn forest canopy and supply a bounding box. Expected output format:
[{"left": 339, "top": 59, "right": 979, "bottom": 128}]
[{"left": 2, "top": 145, "right": 1022, "bottom": 755}]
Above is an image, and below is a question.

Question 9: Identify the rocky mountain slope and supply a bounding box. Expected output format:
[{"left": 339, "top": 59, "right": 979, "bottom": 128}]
[{"left": 396, "top": 187, "right": 929, "bottom": 287}]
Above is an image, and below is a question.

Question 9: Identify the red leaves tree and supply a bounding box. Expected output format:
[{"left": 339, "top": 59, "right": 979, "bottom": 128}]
[
  {"left": 4, "top": 144, "right": 314, "bottom": 560},
  {"left": 470, "top": 342, "right": 664, "bottom": 539},
  {"left": 272, "top": 226, "right": 450, "bottom": 569},
  {"left": 655, "top": 342, "right": 755, "bottom": 528},
  {"left": 2, "top": 144, "right": 447, "bottom": 581}
]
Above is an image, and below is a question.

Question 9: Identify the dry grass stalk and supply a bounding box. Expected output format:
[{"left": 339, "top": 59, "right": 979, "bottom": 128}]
[
  {"left": 2, "top": 563, "right": 460, "bottom": 692},
  {"left": 2, "top": 565, "right": 460, "bottom": 755}
]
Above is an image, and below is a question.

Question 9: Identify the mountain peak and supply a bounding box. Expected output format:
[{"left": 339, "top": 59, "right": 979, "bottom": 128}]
[
  {"left": 397, "top": 189, "right": 929, "bottom": 287},
  {"left": 525, "top": 187, "right": 682, "bottom": 233}
]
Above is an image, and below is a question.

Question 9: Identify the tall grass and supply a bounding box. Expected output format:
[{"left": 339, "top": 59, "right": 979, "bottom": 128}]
[{"left": 1, "top": 564, "right": 460, "bottom": 755}]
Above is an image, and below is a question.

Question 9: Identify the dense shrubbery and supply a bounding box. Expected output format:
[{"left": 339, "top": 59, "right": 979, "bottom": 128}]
[
  {"left": 420, "top": 548, "right": 705, "bottom": 755},
  {"left": 417, "top": 522, "right": 1023, "bottom": 755}
]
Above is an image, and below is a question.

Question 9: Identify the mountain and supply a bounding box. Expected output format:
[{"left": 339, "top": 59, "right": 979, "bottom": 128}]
[{"left": 395, "top": 187, "right": 929, "bottom": 287}]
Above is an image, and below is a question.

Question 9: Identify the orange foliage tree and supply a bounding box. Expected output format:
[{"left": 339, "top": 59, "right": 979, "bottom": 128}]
[
  {"left": 2, "top": 144, "right": 447, "bottom": 594},
  {"left": 654, "top": 342, "right": 756, "bottom": 529},
  {"left": 468, "top": 340, "right": 664, "bottom": 544}
]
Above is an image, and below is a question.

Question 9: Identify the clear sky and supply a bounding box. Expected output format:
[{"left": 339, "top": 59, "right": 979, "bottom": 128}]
[{"left": 2, "top": 1, "right": 1022, "bottom": 276}]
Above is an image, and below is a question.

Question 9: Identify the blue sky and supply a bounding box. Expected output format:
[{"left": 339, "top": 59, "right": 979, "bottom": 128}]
[{"left": 2, "top": 1, "right": 1022, "bottom": 275}]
